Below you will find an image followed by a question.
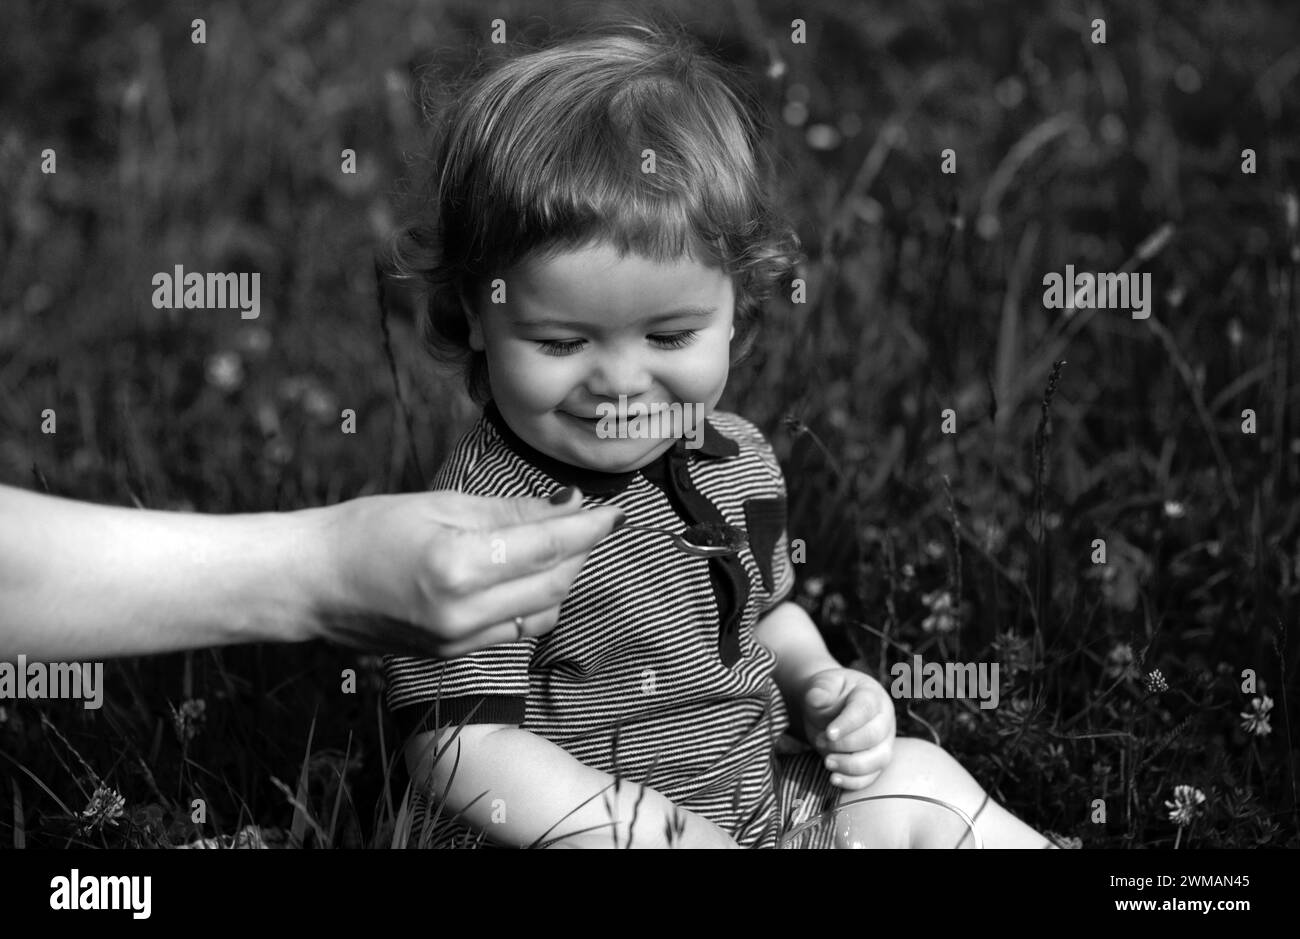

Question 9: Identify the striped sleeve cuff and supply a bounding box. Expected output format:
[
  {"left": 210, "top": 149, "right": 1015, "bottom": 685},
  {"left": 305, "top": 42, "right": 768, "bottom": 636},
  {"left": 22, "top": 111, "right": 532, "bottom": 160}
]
[{"left": 389, "top": 695, "right": 527, "bottom": 742}]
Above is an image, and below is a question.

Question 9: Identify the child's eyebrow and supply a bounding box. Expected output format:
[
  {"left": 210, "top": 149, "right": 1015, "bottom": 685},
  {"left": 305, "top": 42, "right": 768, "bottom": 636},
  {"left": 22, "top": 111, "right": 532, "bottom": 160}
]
[{"left": 516, "top": 307, "right": 716, "bottom": 329}]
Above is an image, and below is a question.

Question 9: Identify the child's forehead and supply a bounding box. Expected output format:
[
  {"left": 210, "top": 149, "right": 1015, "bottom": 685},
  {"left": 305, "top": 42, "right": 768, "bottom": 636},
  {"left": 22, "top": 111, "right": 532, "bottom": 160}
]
[{"left": 509, "top": 242, "right": 732, "bottom": 310}]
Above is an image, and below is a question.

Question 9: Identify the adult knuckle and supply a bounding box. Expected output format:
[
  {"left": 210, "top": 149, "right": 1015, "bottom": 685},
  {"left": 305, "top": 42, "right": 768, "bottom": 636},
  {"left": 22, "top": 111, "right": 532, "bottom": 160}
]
[
  {"left": 538, "top": 530, "right": 565, "bottom": 569},
  {"left": 542, "top": 568, "right": 573, "bottom": 605}
]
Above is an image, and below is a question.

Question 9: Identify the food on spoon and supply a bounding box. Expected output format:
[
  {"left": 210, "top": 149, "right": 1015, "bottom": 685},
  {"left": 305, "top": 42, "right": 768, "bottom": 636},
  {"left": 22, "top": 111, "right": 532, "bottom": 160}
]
[{"left": 681, "top": 522, "right": 748, "bottom": 550}]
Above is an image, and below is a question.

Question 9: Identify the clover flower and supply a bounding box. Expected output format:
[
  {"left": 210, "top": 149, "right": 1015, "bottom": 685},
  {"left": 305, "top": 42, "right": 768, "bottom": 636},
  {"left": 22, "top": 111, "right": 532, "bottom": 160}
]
[
  {"left": 171, "top": 698, "right": 207, "bottom": 743},
  {"left": 920, "top": 589, "right": 958, "bottom": 634},
  {"left": 1105, "top": 642, "right": 1135, "bottom": 680},
  {"left": 1165, "top": 785, "right": 1206, "bottom": 827},
  {"left": 81, "top": 783, "right": 126, "bottom": 833},
  {"left": 1240, "top": 695, "right": 1273, "bottom": 737},
  {"left": 1144, "top": 669, "right": 1168, "bottom": 694}
]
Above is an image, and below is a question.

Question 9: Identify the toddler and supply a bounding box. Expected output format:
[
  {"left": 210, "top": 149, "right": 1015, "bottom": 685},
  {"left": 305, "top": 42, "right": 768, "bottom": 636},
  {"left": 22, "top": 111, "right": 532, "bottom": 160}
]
[{"left": 382, "top": 23, "right": 1052, "bottom": 849}]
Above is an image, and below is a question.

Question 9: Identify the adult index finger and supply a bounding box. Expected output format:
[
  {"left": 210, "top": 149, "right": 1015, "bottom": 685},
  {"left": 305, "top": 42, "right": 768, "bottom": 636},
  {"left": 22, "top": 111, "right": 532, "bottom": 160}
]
[{"left": 473, "top": 504, "right": 626, "bottom": 585}]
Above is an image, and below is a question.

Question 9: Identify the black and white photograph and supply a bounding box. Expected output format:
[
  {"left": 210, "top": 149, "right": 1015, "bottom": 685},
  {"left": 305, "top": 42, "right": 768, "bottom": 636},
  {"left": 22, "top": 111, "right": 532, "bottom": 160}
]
[{"left": 1, "top": 0, "right": 1295, "bottom": 918}]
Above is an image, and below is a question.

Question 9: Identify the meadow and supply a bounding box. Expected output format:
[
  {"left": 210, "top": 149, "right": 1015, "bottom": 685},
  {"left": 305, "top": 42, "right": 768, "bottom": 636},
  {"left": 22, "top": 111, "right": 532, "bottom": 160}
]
[{"left": 1, "top": 0, "right": 1297, "bottom": 848}]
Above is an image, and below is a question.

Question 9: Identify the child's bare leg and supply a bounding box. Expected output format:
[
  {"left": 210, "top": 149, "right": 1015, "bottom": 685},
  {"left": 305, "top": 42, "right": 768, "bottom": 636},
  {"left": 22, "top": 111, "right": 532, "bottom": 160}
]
[{"left": 831, "top": 737, "right": 1053, "bottom": 848}]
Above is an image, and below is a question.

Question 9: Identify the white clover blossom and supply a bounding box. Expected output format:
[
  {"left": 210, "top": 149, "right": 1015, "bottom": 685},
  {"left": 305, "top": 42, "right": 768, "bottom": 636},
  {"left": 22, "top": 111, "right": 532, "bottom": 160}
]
[
  {"left": 81, "top": 783, "right": 126, "bottom": 832},
  {"left": 1165, "top": 785, "right": 1206, "bottom": 827},
  {"left": 1144, "top": 669, "right": 1168, "bottom": 694},
  {"left": 1240, "top": 695, "right": 1273, "bottom": 737},
  {"left": 920, "top": 589, "right": 958, "bottom": 634}
]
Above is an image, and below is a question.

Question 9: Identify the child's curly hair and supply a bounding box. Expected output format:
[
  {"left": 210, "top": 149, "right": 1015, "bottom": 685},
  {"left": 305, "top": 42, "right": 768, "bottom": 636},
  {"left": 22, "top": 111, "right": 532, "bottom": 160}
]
[{"left": 382, "top": 20, "right": 803, "bottom": 405}]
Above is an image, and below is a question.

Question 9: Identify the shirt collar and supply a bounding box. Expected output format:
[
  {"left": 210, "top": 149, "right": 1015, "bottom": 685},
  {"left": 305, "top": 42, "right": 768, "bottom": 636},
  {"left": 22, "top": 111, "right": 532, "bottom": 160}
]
[{"left": 482, "top": 399, "right": 739, "bottom": 496}]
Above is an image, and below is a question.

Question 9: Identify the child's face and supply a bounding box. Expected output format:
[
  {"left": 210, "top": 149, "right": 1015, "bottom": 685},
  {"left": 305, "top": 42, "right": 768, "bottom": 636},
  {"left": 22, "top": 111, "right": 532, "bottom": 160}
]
[{"left": 467, "top": 241, "right": 736, "bottom": 473}]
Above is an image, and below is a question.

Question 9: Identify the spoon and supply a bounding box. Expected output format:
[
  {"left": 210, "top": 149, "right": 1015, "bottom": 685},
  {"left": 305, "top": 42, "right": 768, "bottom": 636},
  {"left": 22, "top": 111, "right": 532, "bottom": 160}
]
[{"left": 621, "top": 522, "right": 749, "bottom": 558}]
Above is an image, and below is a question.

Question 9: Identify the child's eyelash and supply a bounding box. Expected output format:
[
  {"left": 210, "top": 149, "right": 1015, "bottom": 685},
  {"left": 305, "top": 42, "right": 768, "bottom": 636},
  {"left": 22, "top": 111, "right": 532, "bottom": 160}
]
[
  {"left": 534, "top": 330, "right": 699, "bottom": 355},
  {"left": 536, "top": 338, "right": 585, "bottom": 355},
  {"left": 649, "top": 329, "right": 698, "bottom": 349}
]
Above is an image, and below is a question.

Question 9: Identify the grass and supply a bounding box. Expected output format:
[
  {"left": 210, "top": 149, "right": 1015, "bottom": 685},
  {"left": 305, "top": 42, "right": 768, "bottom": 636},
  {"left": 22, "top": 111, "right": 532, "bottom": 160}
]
[{"left": 1, "top": 0, "right": 1298, "bottom": 848}]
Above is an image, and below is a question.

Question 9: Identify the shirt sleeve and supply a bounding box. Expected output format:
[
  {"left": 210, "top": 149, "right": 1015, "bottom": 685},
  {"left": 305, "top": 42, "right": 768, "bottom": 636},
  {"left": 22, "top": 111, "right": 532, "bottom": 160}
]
[
  {"left": 381, "top": 420, "right": 535, "bottom": 740},
  {"left": 728, "top": 415, "right": 797, "bottom": 615}
]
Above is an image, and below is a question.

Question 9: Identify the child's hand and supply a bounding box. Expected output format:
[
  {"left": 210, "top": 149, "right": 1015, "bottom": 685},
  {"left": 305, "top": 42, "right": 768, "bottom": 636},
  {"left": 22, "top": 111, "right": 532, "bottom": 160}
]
[{"left": 801, "top": 668, "right": 896, "bottom": 790}]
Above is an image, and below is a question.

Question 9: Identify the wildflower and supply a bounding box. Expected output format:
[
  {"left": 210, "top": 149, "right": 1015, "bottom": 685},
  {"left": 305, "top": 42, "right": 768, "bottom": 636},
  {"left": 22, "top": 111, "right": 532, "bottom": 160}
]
[
  {"left": 1240, "top": 696, "right": 1273, "bottom": 737},
  {"left": 924, "top": 540, "right": 945, "bottom": 559},
  {"left": 920, "top": 589, "right": 958, "bottom": 634},
  {"left": 1164, "top": 785, "right": 1206, "bottom": 827},
  {"left": 994, "top": 630, "right": 1032, "bottom": 675},
  {"left": 1105, "top": 642, "right": 1134, "bottom": 680},
  {"left": 170, "top": 698, "right": 207, "bottom": 743},
  {"left": 81, "top": 783, "right": 126, "bottom": 833},
  {"left": 1163, "top": 500, "right": 1186, "bottom": 519},
  {"left": 205, "top": 350, "right": 244, "bottom": 392},
  {"left": 1144, "top": 669, "right": 1168, "bottom": 694},
  {"left": 823, "top": 593, "right": 846, "bottom": 626}
]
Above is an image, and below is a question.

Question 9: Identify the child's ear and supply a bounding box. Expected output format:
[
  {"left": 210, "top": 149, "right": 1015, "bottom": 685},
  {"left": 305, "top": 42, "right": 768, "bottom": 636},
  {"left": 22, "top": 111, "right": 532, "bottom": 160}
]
[{"left": 459, "top": 286, "right": 485, "bottom": 351}]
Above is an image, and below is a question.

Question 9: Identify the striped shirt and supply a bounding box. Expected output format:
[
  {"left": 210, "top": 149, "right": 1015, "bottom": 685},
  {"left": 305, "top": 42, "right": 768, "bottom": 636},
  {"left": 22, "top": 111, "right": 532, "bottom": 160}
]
[{"left": 384, "top": 400, "right": 818, "bottom": 848}]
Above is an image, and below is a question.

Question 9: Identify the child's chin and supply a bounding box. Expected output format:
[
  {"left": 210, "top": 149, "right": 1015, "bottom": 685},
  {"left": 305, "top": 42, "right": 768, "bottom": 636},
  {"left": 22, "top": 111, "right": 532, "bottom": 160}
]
[{"left": 565, "top": 439, "right": 674, "bottom": 473}]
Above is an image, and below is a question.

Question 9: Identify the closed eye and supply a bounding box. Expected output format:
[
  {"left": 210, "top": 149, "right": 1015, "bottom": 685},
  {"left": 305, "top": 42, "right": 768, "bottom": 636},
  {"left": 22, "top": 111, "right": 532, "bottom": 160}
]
[
  {"left": 536, "top": 338, "right": 585, "bottom": 356},
  {"left": 649, "top": 329, "right": 698, "bottom": 349},
  {"left": 535, "top": 329, "right": 699, "bottom": 356}
]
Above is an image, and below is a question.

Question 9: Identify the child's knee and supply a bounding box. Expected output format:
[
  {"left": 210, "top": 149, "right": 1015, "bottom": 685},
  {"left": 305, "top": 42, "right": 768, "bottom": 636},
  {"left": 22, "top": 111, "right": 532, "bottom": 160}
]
[{"left": 887, "top": 737, "right": 975, "bottom": 794}]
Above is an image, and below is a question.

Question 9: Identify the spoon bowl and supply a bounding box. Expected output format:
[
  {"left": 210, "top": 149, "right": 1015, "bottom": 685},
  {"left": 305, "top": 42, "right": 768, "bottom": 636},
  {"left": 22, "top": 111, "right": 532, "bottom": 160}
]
[{"left": 622, "top": 522, "right": 748, "bottom": 558}]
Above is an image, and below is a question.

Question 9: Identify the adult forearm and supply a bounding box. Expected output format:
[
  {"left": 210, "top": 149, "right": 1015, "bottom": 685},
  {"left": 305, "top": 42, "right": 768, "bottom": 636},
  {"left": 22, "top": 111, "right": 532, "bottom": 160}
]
[
  {"left": 0, "top": 487, "right": 332, "bottom": 659},
  {"left": 414, "top": 726, "right": 738, "bottom": 848}
]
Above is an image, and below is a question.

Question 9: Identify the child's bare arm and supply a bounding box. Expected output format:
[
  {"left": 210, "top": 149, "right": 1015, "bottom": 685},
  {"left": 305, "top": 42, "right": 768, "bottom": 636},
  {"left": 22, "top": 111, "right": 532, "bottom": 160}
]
[
  {"left": 752, "top": 601, "right": 840, "bottom": 725},
  {"left": 404, "top": 725, "right": 740, "bottom": 848},
  {"left": 754, "top": 601, "right": 896, "bottom": 788}
]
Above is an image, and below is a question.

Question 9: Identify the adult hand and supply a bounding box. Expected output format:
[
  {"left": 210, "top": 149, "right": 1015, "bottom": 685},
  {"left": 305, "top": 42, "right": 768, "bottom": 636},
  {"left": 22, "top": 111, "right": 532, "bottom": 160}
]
[
  {"left": 0, "top": 483, "right": 622, "bottom": 660},
  {"left": 316, "top": 486, "right": 624, "bottom": 657}
]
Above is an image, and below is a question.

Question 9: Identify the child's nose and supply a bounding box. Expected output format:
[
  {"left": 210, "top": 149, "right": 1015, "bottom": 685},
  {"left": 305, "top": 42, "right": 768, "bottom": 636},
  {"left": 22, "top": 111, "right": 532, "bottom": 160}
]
[{"left": 584, "top": 348, "right": 653, "bottom": 399}]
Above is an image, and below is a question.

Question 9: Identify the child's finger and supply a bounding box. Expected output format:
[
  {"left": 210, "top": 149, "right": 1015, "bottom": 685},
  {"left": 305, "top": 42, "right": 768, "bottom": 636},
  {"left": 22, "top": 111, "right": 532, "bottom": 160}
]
[
  {"left": 823, "top": 688, "right": 880, "bottom": 742},
  {"left": 818, "top": 709, "right": 892, "bottom": 754},
  {"left": 824, "top": 742, "right": 893, "bottom": 790}
]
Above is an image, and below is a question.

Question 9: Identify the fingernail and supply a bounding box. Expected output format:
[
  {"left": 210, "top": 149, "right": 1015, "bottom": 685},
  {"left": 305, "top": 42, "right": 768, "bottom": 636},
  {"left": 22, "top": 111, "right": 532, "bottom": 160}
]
[
  {"left": 548, "top": 486, "right": 577, "bottom": 505},
  {"left": 825, "top": 758, "right": 838, "bottom": 771}
]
